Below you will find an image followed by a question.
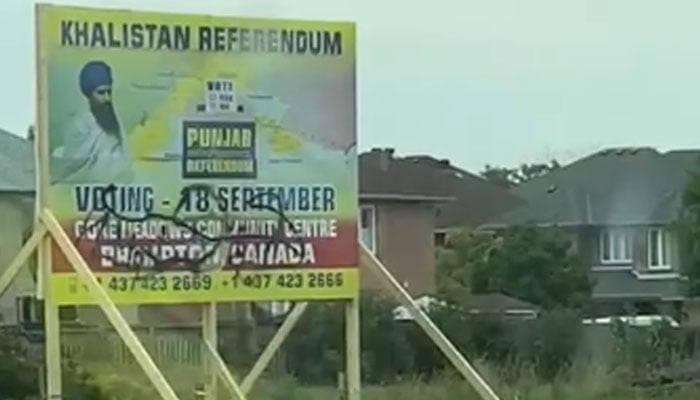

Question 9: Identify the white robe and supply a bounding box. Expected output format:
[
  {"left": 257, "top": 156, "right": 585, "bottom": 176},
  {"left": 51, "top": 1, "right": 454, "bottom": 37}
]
[{"left": 52, "top": 111, "right": 134, "bottom": 184}]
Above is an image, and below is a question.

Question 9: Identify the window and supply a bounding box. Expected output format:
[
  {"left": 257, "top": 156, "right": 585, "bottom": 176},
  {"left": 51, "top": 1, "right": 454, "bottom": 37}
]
[
  {"left": 359, "top": 205, "right": 376, "bottom": 253},
  {"left": 599, "top": 228, "right": 632, "bottom": 263},
  {"left": 648, "top": 228, "right": 671, "bottom": 270},
  {"left": 435, "top": 232, "right": 447, "bottom": 247}
]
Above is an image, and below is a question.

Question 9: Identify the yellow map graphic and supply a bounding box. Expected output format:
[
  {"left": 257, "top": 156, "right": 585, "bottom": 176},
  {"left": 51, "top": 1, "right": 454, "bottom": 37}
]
[{"left": 270, "top": 126, "right": 304, "bottom": 155}]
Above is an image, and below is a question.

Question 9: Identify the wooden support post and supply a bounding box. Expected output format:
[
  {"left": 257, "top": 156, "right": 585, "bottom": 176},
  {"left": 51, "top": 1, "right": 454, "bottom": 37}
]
[
  {"left": 345, "top": 298, "right": 361, "bottom": 400},
  {"left": 202, "top": 303, "right": 218, "bottom": 400},
  {"left": 360, "top": 243, "right": 501, "bottom": 400},
  {"left": 42, "top": 210, "right": 180, "bottom": 400},
  {"left": 34, "top": 5, "right": 62, "bottom": 397},
  {"left": 241, "top": 302, "right": 308, "bottom": 394},
  {"left": 203, "top": 339, "right": 248, "bottom": 400},
  {"left": 42, "top": 232, "right": 62, "bottom": 399}
]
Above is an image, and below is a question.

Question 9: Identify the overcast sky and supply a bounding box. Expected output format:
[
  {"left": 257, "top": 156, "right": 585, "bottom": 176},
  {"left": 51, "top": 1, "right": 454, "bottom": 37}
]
[{"left": 3, "top": 0, "right": 700, "bottom": 172}]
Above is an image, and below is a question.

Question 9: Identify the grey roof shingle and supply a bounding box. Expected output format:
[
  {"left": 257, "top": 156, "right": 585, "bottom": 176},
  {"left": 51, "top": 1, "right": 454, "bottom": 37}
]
[
  {"left": 360, "top": 149, "right": 524, "bottom": 228},
  {"left": 360, "top": 150, "right": 455, "bottom": 201},
  {"left": 403, "top": 156, "right": 524, "bottom": 229},
  {"left": 0, "top": 128, "right": 34, "bottom": 193},
  {"left": 483, "top": 147, "right": 700, "bottom": 227}
]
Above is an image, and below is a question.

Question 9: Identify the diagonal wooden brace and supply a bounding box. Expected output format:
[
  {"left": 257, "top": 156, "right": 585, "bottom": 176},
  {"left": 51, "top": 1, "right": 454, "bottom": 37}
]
[
  {"left": 241, "top": 301, "right": 309, "bottom": 394},
  {"left": 41, "top": 209, "right": 181, "bottom": 400},
  {"left": 0, "top": 224, "right": 46, "bottom": 298},
  {"left": 359, "top": 242, "right": 501, "bottom": 400},
  {"left": 203, "top": 339, "right": 249, "bottom": 400}
]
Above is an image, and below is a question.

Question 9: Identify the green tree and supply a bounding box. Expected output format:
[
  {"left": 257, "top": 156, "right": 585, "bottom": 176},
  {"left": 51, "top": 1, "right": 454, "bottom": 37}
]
[
  {"left": 435, "top": 227, "right": 590, "bottom": 379},
  {"left": 677, "top": 156, "right": 700, "bottom": 296},
  {"left": 480, "top": 160, "right": 560, "bottom": 188},
  {"left": 435, "top": 228, "right": 498, "bottom": 305},
  {"left": 480, "top": 165, "right": 516, "bottom": 188},
  {"left": 284, "top": 296, "right": 415, "bottom": 385},
  {"left": 473, "top": 225, "right": 591, "bottom": 310},
  {"left": 514, "top": 308, "right": 583, "bottom": 380},
  {"left": 437, "top": 226, "right": 592, "bottom": 310}
]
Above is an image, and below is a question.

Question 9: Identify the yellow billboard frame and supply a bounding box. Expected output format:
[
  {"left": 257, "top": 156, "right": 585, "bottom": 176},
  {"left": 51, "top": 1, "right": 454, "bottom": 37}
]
[{"left": 2, "top": 2, "right": 503, "bottom": 399}]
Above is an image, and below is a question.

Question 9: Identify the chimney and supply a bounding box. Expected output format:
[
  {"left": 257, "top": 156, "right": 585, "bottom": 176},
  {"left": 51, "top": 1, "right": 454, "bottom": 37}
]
[{"left": 378, "top": 148, "right": 394, "bottom": 171}]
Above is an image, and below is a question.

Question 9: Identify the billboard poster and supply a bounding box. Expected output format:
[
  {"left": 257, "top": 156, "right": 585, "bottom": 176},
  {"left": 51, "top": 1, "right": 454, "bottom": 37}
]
[{"left": 36, "top": 4, "right": 358, "bottom": 305}]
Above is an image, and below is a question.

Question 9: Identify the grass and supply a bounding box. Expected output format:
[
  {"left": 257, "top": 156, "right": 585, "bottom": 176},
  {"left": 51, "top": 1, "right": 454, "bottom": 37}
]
[
  {"left": 248, "top": 378, "right": 700, "bottom": 400},
  {"left": 253, "top": 376, "right": 700, "bottom": 400},
  {"left": 75, "top": 355, "right": 700, "bottom": 400},
  {"left": 244, "top": 357, "right": 700, "bottom": 400},
  {"left": 85, "top": 366, "right": 700, "bottom": 400}
]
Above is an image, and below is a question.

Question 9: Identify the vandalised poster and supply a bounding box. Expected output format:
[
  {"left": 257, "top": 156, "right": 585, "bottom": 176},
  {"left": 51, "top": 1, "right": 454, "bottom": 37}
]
[{"left": 36, "top": 4, "right": 358, "bottom": 305}]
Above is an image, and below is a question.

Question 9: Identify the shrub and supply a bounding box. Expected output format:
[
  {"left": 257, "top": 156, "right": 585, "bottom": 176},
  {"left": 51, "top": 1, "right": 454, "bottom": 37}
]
[
  {"left": 610, "top": 318, "right": 684, "bottom": 381},
  {"left": 284, "top": 300, "right": 344, "bottom": 384},
  {"left": 285, "top": 295, "right": 417, "bottom": 385},
  {"left": 0, "top": 328, "right": 38, "bottom": 399},
  {"left": 514, "top": 308, "right": 584, "bottom": 380},
  {"left": 0, "top": 327, "right": 118, "bottom": 399}
]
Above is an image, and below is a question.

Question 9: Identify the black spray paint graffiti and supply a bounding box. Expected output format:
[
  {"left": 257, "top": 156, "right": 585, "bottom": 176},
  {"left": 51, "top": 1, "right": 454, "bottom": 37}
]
[{"left": 75, "top": 183, "right": 306, "bottom": 275}]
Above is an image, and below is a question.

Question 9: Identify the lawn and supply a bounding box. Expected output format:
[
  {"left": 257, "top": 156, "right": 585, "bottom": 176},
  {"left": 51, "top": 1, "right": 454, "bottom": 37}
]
[
  {"left": 71, "top": 343, "right": 700, "bottom": 400},
  {"left": 252, "top": 379, "right": 700, "bottom": 400},
  {"left": 88, "top": 364, "right": 700, "bottom": 400}
]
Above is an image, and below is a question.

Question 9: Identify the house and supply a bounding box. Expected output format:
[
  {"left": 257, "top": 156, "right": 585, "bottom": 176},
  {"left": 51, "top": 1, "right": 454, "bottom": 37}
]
[
  {"left": 0, "top": 128, "right": 39, "bottom": 325},
  {"left": 399, "top": 155, "right": 524, "bottom": 245},
  {"left": 359, "top": 148, "right": 454, "bottom": 295},
  {"left": 481, "top": 147, "right": 700, "bottom": 319},
  {"left": 358, "top": 148, "right": 525, "bottom": 296}
]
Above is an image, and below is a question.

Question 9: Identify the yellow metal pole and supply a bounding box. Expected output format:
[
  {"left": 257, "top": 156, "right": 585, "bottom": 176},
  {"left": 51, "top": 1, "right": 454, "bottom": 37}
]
[
  {"left": 241, "top": 302, "right": 308, "bottom": 394},
  {"left": 359, "top": 243, "right": 501, "bottom": 400},
  {"left": 202, "top": 302, "right": 218, "bottom": 400},
  {"left": 345, "top": 298, "right": 361, "bottom": 400},
  {"left": 42, "top": 209, "right": 180, "bottom": 400}
]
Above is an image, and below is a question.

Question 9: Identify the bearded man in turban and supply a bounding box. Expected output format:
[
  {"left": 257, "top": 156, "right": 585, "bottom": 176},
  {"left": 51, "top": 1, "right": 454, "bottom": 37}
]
[{"left": 52, "top": 60, "right": 133, "bottom": 183}]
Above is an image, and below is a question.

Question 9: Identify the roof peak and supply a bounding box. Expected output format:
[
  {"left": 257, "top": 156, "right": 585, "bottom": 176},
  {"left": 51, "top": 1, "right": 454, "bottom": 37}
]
[
  {"left": 664, "top": 149, "right": 700, "bottom": 155},
  {"left": 403, "top": 154, "right": 451, "bottom": 166},
  {"left": 596, "top": 147, "right": 658, "bottom": 156}
]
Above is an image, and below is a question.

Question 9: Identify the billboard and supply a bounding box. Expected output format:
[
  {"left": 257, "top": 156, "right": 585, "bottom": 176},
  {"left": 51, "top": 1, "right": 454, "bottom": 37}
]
[{"left": 35, "top": 4, "right": 358, "bottom": 305}]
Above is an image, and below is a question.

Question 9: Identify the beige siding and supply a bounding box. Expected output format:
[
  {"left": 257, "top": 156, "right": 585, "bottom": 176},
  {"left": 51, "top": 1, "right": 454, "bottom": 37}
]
[
  {"left": 361, "top": 200, "right": 437, "bottom": 296},
  {"left": 0, "top": 195, "right": 35, "bottom": 324}
]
